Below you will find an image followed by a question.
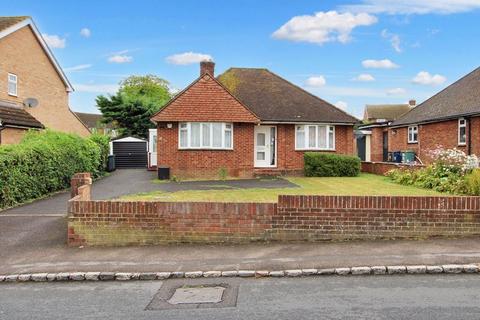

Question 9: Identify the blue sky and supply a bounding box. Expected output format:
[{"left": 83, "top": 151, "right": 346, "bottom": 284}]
[{"left": 4, "top": 0, "right": 480, "bottom": 118}]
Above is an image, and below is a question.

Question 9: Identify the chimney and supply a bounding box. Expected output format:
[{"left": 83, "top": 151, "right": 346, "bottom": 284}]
[
  {"left": 200, "top": 60, "right": 215, "bottom": 77},
  {"left": 409, "top": 99, "right": 416, "bottom": 107}
]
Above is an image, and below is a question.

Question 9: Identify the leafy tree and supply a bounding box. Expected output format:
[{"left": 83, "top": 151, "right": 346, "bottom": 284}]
[{"left": 96, "top": 75, "right": 172, "bottom": 138}]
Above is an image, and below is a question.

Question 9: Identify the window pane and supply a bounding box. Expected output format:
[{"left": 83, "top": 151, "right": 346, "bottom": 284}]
[
  {"left": 308, "top": 126, "right": 316, "bottom": 148},
  {"left": 257, "top": 152, "right": 265, "bottom": 160},
  {"left": 212, "top": 123, "right": 222, "bottom": 147},
  {"left": 8, "top": 82, "right": 16, "bottom": 95},
  {"left": 257, "top": 133, "right": 266, "bottom": 146},
  {"left": 224, "top": 130, "right": 232, "bottom": 148},
  {"left": 191, "top": 123, "right": 200, "bottom": 147},
  {"left": 296, "top": 126, "right": 305, "bottom": 149},
  {"left": 202, "top": 123, "right": 210, "bottom": 147},
  {"left": 317, "top": 126, "right": 327, "bottom": 149},
  {"left": 460, "top": 127, "right": 466, "bottom": 143},
  {"left": 328, "top": 127, "right": 334, "bottom": 149},
  {"left": 180, "top": 129, "right": 187, "bottom": 147}
]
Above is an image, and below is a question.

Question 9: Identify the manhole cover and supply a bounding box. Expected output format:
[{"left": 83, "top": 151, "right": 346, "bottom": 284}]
[
  {"left": 168, "top": 286, "right": 225, "bottom": 304},
  {"left": 146, "top": 278, "right": 239, "bottom": 310}
]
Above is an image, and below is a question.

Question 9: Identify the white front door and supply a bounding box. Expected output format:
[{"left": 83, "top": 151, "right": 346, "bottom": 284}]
[
  {"left": 254, "top": 126, "right": 276, "bottom": 168},
  {"left": 148, "top": 128, "right": 157, "bottom": 168}
]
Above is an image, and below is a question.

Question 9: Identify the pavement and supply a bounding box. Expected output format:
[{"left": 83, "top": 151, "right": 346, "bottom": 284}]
[
  {"left": 1, "top": 275, "right": 480, "bottom": 319},
  {"left": 1, "top": 169, "right": 480, "bottom": 276}
]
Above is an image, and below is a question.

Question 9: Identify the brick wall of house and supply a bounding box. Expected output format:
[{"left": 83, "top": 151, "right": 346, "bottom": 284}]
[
  {"left": 0, "top": 26, "right": 90, "bottom": 137},
  {"left": 0, "top": 127, "right": 28, "bottom": 144},
  {"left": 156, "top": 123, "right": 356, "bottom": 178},
  {"left": 387, "top": 117, "right": 480, "bottom": 163},
  {"left": 370, "top": 127, "right": 385, "bottom": 162},
  {"left": 157, "top": 122, "right": 255, "bottom": 179},
  {"left": 68, "top": 175, "right": 480, "bottom": 246}
]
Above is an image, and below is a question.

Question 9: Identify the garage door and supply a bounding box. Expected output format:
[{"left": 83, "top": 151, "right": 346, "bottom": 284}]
[{"left": 112, "top": 138, "right": 147, "bottom": 168}]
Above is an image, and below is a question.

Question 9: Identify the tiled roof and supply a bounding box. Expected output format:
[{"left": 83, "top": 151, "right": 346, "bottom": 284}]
[
  {"left": 0, "top": 16, "right": 29, "bottom": 33},
  {"left": 217, "top": 68, "right": 358, "bottom": 124},
  {"left": 393, "top": 67, "right": 480, "bottom": 126},
  {"left": 364, "top": 104, "right": 412, "bottom": 122},
  {"left": 74, "top": 112, "right": 113, "bottom": 129},
  {"left": 0, "top": 102, "right": 43, "bottom": 129}
]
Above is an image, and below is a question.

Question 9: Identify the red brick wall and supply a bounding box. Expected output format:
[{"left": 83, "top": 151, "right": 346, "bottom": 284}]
[
  {"left": 157, "top": 122, "right": 255, "bottom": 178},
  {"left": 388, "top": 117, "right": 480, "bottom": 163},
  {"left": 156, "top": 123, "right": 356, "bottom": 178},
  {"left": 361, "top": 161, "right": 424, "bottom": 176},
  {"left": 68, "top": 177, "right": 480, "bottom": 246},
  {"left": 370, "top": 127, "right": 385, "bottom": 162}
]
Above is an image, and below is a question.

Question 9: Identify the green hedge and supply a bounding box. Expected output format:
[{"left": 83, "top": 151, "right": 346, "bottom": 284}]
[
  {"left": 304, "top": 152, "right": 361, "bottom": 177},
  {"left": 0, "top": 130, "right": 109, "bottom": 209}
]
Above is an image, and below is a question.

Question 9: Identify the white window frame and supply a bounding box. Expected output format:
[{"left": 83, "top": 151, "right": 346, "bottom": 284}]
[
  {"left": 408, "top": 125, "right": 418, "bottom": 143},
  {"left": 458, "top": 118, "right": 467, "bottom": 146},
  {"left": 8, "top": 73, "right": 17, "bottom": 96},
  {"left": 295, "top": 124, "right": 335, "bottom": 151},
  {"left": 178, "top": 122, "right": 233, "bottom": 150}
]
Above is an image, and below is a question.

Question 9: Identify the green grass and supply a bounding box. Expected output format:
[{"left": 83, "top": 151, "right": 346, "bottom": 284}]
[{"left": 122, "top": 173, "right": 443, "bottom": 203}]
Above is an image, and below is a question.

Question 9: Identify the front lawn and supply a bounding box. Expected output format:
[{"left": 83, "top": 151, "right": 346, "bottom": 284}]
[{"left": 121, "top": 173, "right": 442, "bottom": 203}]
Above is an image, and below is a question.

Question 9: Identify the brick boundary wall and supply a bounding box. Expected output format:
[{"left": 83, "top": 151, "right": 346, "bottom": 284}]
[
  {"left": 361, "top": 161, "right": 424, "bottom": 176},
  {"left": 68, "top": 173, "right": 480, "bottom": 246}
]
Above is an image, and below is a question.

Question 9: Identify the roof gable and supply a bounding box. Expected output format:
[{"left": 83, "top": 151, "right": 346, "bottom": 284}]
[
  {"left": 151, "top": 73, "right": 259, "bottom": 123},
  {"left": 0, "top": 16, "right": 73, "bottom": 92},
  {"left": 218, "top": 68, "right": 358, "bottom": 124},
  {"left": 393, "top": 67, "right": 480, "bottom": 126}
]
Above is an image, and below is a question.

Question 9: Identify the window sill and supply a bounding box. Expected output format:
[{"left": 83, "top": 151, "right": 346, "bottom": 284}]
[
  {"left": 295, "top": 149, "right": 336, "bottom": 152},
  {"left": 458, "top": 143, "right": 467, "bottom": 147},
  {"left": 178, "top": 148, "right": 233, "bottom": 151},
  {"left": 8, "top": 93, "right": 18, "bottom": 97},
  {"left": 407, "top": 142, "right": 418, "bottom": 144}
]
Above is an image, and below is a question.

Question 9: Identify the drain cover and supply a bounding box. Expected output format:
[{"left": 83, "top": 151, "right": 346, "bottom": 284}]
[
  {"left": 168, "top": 286, "right": 225, "bottom": 304},
  {"left": 146, "top": 279, "right": 239, "bottom": 310}
]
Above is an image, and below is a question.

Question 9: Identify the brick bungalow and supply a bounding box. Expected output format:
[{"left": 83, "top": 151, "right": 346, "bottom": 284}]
[
  {"left": 0, "top": 16, "right": 90, "bottom": 145},
  {"left": 150, "top": 61, "right": 358, "bottom": 178},
  {"left": 361, "top": 66, "right": 480, "bottom": 165}
]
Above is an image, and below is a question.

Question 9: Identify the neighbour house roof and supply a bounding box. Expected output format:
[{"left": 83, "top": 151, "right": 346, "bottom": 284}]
[
  {"left": 74, "top": 112, "right": 114, "bottom": 129},
  {"left": 217, "top": 68, "right": 358, "bottom": 124},
  {"left": 151, "top": 73, "right": 260, "bottom": 123},
  {"left": 0, "top": 16, "right": 73, "bottom": 92},
  {"left": 0, "top": 101, "right": 44, "bottom": 129},
  {"left": 392, "top": 67, "right": 480, "bottom": 127},
  {"left": 364, "top": 104, "right": 412, "bottom": 122}
]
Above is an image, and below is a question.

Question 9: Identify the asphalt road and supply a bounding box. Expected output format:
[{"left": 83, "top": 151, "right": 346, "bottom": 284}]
[{"left": 1, "top": 275, "right": 479, "bottom": 320}]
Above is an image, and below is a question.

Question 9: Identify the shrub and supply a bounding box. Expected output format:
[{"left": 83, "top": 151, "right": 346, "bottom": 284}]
[
  {"left": 304, "top": 153, "right": 360, "bottom": 177},
  {"left": 0, "top": 130, "right": 106, "bottom": 209},
  {"left": 89, "top": 133, "right": 110, "bottom": 172},
  {"left": 466, "top": 169, "right": 480, "bottom": 196}
]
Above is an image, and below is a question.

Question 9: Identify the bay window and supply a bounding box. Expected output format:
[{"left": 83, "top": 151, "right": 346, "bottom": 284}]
[
  {"left": 295, "top": 125, "right": 335, "bottom": 150},
  {"left": 179, "top": 122, "right": 233, "bottom": 149}
]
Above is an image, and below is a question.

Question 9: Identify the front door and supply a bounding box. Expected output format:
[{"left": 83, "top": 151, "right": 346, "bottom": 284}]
[{"left": 254, "top": 126, "right": 276, "bottom": 167}]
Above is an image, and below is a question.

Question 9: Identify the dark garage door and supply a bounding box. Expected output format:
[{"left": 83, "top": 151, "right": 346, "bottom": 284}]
[{"left": 112, "top": 141, "right": 147, "bottom": 168}]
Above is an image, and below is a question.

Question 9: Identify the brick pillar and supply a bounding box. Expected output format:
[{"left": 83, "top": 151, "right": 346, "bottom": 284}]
[{"left": 70, "top": 172, "right": 92, "bottom": 199}]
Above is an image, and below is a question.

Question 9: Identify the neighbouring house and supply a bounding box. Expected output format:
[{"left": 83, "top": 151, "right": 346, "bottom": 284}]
[
  {"left": 361, "top": 66, "right": 480, "bottom": 165},
  {"left": 357, "top": 101, "right": 415, "bottom": 162},
  {"left": 75, "top": 112, "right": 118, "bottom": 138},
  {"left": 150, "top": 61, "right": 358, "bottom": 178},
  {"left": 0, "top": 16, "right": 90, "bottom": 145}
]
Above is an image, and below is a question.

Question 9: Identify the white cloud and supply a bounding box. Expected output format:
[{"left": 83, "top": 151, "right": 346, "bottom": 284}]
[
  {"left": 74, "top": 83, "right": 119, "bottom": 94},
  {"left": 305, "top": 75, "right": 327, "bottom": 87},
  {"left": 80, "top": 28, "right": 91, "bottom": 38},
  {"left": 381, "top": 29, "right": 402, "bottom": 53},
  {"left": 387, "top": 87, "right": 407, "bottom": 95},
  {"left": 412, "top": 71, "right": 447, "bottom": 85},
  {"left": 272, "top": 10, "right": 377, "bottom": 45},
  {"left": 342, "top": 0, "right": 480, "bottom": 15},
  {"left": 42, "top": 33, "right": 66, "bottom": 49},
  {"left": 335, "top": 101, "right": 348, "bottom": 110},
  {"left": 108, "top": 55, "right": 133, "bottom": 63},
  {"left": 166, "top": 52, "right": 213, "bottom": 65},
  {"left": 362, "top": 59, "right": 399, "bottom": 69},
  {"left": 353, "top": 73, "right": 375, "bottom": 81},
  {"left": 64, "top": 64, "right": 92, "bottom": 72}
]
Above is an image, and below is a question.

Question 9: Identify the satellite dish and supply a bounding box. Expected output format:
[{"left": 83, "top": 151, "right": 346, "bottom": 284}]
[{"left": 23, "top": 98, "right": 39, "bottom": 108}]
